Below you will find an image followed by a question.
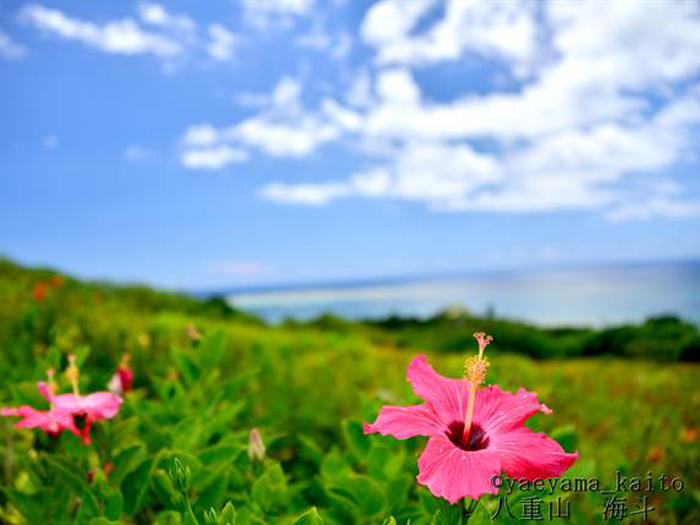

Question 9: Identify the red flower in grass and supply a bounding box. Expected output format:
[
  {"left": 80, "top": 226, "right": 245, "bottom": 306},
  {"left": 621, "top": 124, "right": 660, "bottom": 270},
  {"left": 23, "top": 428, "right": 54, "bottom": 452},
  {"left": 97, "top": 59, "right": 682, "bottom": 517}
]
[
  {"left": 364, "top": 333, "right": 578, "bottom": 503},
  {"left": 33, "top": 281, "right": 48, "bottom": 301},
  {"left": 108, "top": 354, "right": 133, "bottom": 395}
]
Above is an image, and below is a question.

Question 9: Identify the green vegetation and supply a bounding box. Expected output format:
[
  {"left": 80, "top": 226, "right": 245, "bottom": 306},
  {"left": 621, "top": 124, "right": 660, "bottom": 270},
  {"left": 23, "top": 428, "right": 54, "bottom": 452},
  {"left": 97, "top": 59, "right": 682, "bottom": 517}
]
[{"left": 0, "top": 258, "right": 698, "bottom": 524}]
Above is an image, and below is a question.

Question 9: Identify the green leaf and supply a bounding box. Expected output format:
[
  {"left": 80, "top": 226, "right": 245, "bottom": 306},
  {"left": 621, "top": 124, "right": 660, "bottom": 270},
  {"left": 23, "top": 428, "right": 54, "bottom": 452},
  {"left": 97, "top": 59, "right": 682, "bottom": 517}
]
[
  {"left": 88, "top": 519, "right": 119, "bottom": 525},
  {"left": 122, "top": 458, "right": 154, "bottom": 516},
  {"left": 320, "top": 449, "right": 352, "bottom": 480},
  {"left": 343, "top": 420, "right": 370, "bottom": 459},
  {"left": 152, "top": 469, "right": 180, "bottom": 508},
  {"left": 76, "top": 489, "right": 100, "bottom": 521},
  {"left": 468, "top": 500, "right": 493, "bottom": 525},
  {"left": 112, "top": 443, "right": 146, "bottom": 484},
  {"left": 44, "top": 456, "right": 88, "bottom": 495},
  {"left": 104, "top": 488, "right": 124, "bottom": 520},
  {"left": 550, "top": 424, "right": 579, "bottom": 453},
  {"left": 329, "top": 475, "right": 385, "bottom": 517},
  {"left": 172, "top": 349, "right": 201, "bottom": 385},
  {"left": 198, "top": 444, "right": 242, "bottom": 467},
  {"left": 386, "top": 474, "right": 412, "bottom": 511},
  {"left": 199, "top": 329, "right": 227, "bottom": 369},
  {"left": 291, "top": 507, "right": 324, "bottom": 525},
  {"left": 194, "top": 469, "right": 229, "bottom": 512},
  {"left": 217, "top": 501, "right": 237, "bottom": 525},
  {"left": 251, "top": 462, "right": 288, "bottom": 512}
]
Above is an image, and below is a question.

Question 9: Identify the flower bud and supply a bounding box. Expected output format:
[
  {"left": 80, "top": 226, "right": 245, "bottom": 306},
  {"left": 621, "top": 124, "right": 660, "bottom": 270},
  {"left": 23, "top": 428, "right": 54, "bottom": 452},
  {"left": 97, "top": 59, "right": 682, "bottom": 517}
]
[
  {"left": 248, "top": 428, "right": 266, "bottom": 462},
  {"left": 169, "top": 457, "right": 191, "bottom": 492}
]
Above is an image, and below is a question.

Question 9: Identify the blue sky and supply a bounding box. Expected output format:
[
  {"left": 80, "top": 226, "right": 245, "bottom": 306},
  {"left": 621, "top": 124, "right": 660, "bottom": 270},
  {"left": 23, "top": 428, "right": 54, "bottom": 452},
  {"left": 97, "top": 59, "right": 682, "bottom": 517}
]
[{"left": 1, "top": 0, "right": 700, "bottom": 289}]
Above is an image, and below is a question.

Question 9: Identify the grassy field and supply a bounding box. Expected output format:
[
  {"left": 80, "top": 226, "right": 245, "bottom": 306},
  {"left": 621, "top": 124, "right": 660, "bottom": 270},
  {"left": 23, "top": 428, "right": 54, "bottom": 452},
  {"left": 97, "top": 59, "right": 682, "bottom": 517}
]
[{"left": 0, "top": 258, "right": 698, "bottom": 524}]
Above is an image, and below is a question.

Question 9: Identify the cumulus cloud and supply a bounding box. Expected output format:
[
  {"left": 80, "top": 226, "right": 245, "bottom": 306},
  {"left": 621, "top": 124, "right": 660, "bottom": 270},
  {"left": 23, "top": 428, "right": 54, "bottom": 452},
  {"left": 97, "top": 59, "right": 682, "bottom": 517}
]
[
  {"left": 181, "top": 76, "right": 342, "bottom": 166},
  {"left": 207, "top": 24, "right": 237, "bottom": 61},
  {"left": 260, "top": 0, "right": 700, "bottom": 220},
  {"left": 21, "top": 4, "right": 183, "bottom": 57},
  {"left": 362, "top": 0, "right": 538, "bottom": 73},
  {"left": 181, "top": 146, "right": 249, "bottom": 170},
  {"left": 21, "top": 3, "right": 238, "bottom": 64}
]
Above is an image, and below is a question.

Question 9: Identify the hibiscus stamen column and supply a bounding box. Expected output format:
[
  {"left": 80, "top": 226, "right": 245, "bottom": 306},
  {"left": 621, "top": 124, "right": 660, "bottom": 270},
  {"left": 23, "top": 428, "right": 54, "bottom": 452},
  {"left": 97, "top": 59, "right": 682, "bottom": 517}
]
[
  {"left": 46, "top": 368, "right": 57, "bottom": 396},
  {"left": 66, "top": 354, "right": 80, "bottom": 396},
  {"left": 461, "top": 332, "right": 493, "bottom": 448}
]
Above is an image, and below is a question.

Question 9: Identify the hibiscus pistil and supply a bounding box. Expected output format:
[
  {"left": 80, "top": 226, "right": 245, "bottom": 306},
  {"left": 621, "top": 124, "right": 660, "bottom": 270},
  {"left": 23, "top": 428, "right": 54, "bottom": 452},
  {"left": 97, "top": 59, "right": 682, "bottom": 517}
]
[
  {"left": 66, "top": 354, "right": 80, "bottom": 396},
  {"left": 461, "top": 332, "right": 492, "bottom": 448}
]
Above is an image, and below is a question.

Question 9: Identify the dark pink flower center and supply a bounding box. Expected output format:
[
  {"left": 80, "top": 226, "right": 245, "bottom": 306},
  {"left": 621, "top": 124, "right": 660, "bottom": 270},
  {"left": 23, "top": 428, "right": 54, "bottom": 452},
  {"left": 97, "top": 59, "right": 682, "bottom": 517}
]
[
  {"left": 446, "top": 421, "right": 490, "bottom": 451},
  {"left": 73, "top": 412, "right": 88, "bottom": 430}
]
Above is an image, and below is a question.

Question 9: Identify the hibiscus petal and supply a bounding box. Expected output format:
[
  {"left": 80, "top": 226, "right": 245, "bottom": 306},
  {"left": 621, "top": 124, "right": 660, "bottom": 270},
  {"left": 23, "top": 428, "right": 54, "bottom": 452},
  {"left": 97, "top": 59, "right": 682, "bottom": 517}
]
[
  {"left": 364, "top": 404, "right": 444, "bottom": 439},
  {"left": 50, "top": 392, "right": 122, "bottom": 420},
  {"left": 474, "top": 385, "right": 552, "bottom": 433},
  {"left": 80, "top": 392, "right": 122, "bottom": 419},
  {"left": 406, "top": 355, "right": 465, "bottom": 424},
  {"left": 1, "top": 406, "right": 35, "bottom": 417},
  {"left": 491, "top": 427, "right": 579, "bottom": 480},
  {"left": 417, "top": 434, "right": 501, "bottom": 503}
]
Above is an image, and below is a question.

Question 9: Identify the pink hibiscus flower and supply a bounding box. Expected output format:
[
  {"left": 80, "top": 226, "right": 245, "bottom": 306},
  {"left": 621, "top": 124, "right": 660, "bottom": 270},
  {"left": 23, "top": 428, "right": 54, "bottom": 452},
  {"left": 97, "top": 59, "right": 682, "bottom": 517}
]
[
  {"left": 2, "top": 371, "right": 80, "bottom": 439},
  {"left": 364, "top": 333, "right": 578, "bottom": 503},
  {"left": 37, "top": 356, "right": 122, "bottom": 444},
  {"left": 0, "top": 405, "right": 79, "bottom": 437}
]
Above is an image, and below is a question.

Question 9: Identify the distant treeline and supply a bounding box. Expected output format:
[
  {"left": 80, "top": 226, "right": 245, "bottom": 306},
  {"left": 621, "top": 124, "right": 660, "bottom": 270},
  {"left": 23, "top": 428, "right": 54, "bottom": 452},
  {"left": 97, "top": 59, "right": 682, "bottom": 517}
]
[
  {"left": 2, "top": 257, "right": 698, "bottom": 363},
  {"left": 295, "top": 310, "right": 700, "bottom": 362}
]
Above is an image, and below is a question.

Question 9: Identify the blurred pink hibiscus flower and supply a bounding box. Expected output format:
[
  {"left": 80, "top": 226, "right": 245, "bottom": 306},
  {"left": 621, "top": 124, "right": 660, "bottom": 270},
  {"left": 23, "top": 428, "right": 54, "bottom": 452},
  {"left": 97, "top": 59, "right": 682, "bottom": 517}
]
[
  {"left": 364, "top": 333, "right": 578, "bottom": 503},
  {"left": 38, "top": 355, "right": 122, "bottom": 444},
  {"left": 2, "top": 357, "right": 123, "bottom": 445}
]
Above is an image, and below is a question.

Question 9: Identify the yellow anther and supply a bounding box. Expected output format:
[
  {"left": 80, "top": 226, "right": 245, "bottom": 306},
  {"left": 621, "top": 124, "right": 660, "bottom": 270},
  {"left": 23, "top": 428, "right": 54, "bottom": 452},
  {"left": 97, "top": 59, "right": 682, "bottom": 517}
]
[{"left": 464, "top": 355, "right": 490, "bottom": 385}]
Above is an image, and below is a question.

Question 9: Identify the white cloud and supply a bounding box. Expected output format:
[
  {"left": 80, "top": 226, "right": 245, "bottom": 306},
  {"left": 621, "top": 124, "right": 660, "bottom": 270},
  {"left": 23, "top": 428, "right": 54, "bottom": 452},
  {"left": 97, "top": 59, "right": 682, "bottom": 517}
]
[
  {"left": 260, "top": 1, "right": 700, "bottom": 220},
  {"left": 362, "top": 0, "right": 538, "bottom": 73},
  {"left": 261, "top": 141, "right": 502, "bottom": 205},
  {"left": 22, "top": 4, "right": 183, "bottom": 57},
  {"left": 21, "top": 3, "right": 239, "bottom": 65},
  {"left": 207, "top": 24, "right": 236, "bottom": 61},
  {"left": 345, "top": 70, "right": 373, "bottom": 108},
  {"left": 361, "top": 0, "right": 435, "bottom": 50},
  {"left": 181, "top": 76, "right": 342, "bottom": 165},
  {"left": 232, "top": 116, "right": 339, "bottom": 157},
  {"left": 0, "top": 30, "right": 26, "bottom": 59},
  {"left": 181, "top": 146, "right": 249, "bottom": 170},
  {"left": 375, "top": 68, "right": 420, "bottom": 106},
  {"left": 182, "top": 124, "right": 219, "bottom": 146},
  {"left": 260, "top": 181, "right": 350, "bottom": 205},
  {"left": 138, "top": 3, "right": 195, "bottom": 33},
  {"left": 607, "top": 198, "right": 700, "bottom": 222},
  {"left": 241, "top": 0, "right": 314, "bottom": 29},
  {"left": 294, "top": 18, "right": 352, "bottom": 60}
]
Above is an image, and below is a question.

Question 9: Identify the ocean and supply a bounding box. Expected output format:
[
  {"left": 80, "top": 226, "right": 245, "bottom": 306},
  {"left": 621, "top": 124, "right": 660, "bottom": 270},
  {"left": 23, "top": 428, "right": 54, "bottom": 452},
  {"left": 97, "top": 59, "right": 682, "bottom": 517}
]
[{"left": 225, "top": 260, "right": 700, "bottom": 327}]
